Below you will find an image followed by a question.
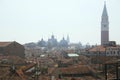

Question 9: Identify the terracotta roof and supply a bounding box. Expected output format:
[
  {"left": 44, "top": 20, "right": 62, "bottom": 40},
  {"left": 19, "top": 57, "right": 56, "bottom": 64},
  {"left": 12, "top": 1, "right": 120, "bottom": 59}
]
[
  {"left": 106, "top": 46, "right": 120, "bottom": 49},
  {"left": 0, "top": 42, "right": 12, "bottom": 47},
  {"left": 105, "top": 59, "right": 120, "bottom": 64},
  {"left": 89, "top": 46, "right": 105, "bottom": 52},
  {"left": 23, "top": 63, "right": 36, "bottom": 71},
  {"left": 60, "top": 65, "right": 94, "bottom": 74}
]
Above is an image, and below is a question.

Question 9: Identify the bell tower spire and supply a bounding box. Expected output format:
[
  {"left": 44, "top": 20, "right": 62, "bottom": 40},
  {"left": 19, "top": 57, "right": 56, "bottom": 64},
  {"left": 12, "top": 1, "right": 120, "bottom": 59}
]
[{"left": 102, "top": 1, "right": 108, "bottom": 17}]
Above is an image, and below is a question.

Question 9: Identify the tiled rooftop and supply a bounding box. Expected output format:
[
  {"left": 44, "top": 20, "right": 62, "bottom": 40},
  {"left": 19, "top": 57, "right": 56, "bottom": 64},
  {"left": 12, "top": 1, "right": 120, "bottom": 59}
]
[{"left": 0, "top": 42, "right": 12, "bottom": 47}]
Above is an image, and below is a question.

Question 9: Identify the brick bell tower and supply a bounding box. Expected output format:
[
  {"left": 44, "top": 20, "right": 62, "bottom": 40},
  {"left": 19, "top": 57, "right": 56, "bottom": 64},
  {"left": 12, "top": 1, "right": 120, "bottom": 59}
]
[{"left": 101, "top": 2, "right": 109, "bottom": 45}]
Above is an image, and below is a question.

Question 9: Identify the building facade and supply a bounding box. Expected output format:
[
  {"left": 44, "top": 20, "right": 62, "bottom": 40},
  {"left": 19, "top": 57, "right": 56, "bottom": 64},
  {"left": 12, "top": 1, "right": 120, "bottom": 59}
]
[{"left": 106, "top": 46, "right": 120, "bottom": 56}]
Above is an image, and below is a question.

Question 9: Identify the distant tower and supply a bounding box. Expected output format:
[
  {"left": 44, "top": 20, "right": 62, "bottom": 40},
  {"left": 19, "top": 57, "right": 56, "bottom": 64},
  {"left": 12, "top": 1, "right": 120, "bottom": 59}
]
[
  {"left": 101, "top": 2, "right": 109, "bottom": 45},
  {"left": 51, "top": 34, "right": 55, "bottom": 39},
  {"left": 67, "top": 35, "right": 70, "bottom": 44}
]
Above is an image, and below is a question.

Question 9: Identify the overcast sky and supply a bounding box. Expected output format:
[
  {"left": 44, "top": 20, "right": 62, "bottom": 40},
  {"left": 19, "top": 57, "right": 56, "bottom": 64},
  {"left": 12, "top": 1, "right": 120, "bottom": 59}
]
[{"left": 0, "top": 0, "right": 120, "bottom": 45}]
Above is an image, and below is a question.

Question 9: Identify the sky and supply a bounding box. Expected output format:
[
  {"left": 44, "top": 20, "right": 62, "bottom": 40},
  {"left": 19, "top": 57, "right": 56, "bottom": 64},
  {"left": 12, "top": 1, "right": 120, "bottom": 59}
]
[{"left": 0, "top": 0, "right": 120, "bottom": 45}]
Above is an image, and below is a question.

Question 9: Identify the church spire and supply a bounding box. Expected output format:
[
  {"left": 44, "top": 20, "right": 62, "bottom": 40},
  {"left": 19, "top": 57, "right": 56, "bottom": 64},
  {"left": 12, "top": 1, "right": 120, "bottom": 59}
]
[{"left": 102, "top": 1, "right": 108, "bottom": 17}]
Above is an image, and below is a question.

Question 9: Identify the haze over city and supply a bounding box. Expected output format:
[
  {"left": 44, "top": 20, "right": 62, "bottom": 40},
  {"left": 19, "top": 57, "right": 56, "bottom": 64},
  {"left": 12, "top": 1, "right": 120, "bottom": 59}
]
[{"left": 0, "top": 0, "right": 120, "bottom": 45}]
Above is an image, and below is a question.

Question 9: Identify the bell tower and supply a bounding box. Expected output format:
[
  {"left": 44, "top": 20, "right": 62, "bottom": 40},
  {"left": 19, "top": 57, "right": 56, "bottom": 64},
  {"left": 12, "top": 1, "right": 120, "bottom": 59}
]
[{"left": 101, "top": 2, "right": 109, "bottom": 45}]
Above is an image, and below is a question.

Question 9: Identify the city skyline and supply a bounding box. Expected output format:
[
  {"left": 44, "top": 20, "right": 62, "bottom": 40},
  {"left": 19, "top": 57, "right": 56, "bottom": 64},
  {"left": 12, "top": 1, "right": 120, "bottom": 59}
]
[{"left": 0, "top": 0, "right": 120, "bottom": 45}]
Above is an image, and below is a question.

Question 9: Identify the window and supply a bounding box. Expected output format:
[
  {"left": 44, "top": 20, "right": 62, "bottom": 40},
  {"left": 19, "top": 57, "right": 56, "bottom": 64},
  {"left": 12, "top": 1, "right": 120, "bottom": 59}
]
[
  {"left": 117, "top": 51, "right": 119, "bottom": 54},
  {"left": 114, "top": 51, "right": 116, "bottom": 54},
  {"left": 104, "top": 25, "right": 106, "bottom": 27}
]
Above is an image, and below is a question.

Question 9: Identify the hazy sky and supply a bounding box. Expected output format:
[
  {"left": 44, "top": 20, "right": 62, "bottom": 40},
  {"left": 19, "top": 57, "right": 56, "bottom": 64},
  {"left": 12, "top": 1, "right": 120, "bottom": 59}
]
[{"left": 0, "top": 0, "right": 120, "bottom": 45}]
